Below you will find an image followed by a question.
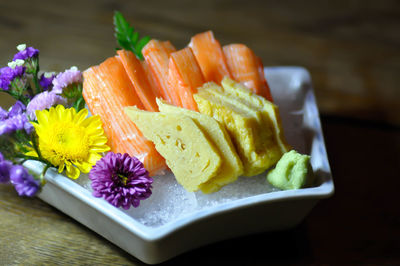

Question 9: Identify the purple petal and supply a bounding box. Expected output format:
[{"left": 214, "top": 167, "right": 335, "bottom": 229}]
[
  {"left": 26, "top": 91, "right": 66, "bottom": 120},
  {"left": 8, "top": 101, "right": 26, "bottom": 116},
  {"left": 89, "top": 152, "right": 153, "bottom": 210},
  {"left": 39, "top": 73, "right": 55, "bottom": 91},
  {"left": 0, "top": 159, "right": 12, "bottom": 183},
  {"left": 9, "top": 165, "right": 40, "bottom": 197},
  {"left": 52, "top": 67, "right": 82, "bottom": 94},
  {"left": 0, "top": 66, "right": 25, "bottom": 90},
  {"left": 13, "top": 47, "right": 39, "bottom": 61}
]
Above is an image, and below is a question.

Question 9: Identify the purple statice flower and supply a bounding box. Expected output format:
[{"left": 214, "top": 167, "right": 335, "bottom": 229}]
[
  {"left": 0, "top": 101, "right": 33, "bottom": 135},
  {"left": 26, "top": 91, "right": 66, "bottom": 120},
  {"left": 39, "top": 72, "right": 56, "bottom": 91},
  {"left": 89, "top": 152, "right": 153, "bottom": 209},
  {"left": 0, "top": 152, "right": 13, "bottom": 183},
  {"left": 52, "top": 66, "right": 82, "bottom": 94},
  {"left": 10, "top": 165, "right": 40, "bottom": 197},
  {"left": 0, "top": 66, "right": 25, "bottom": 91},
  {"left": 8, "top": 100, "right": 26, "bottom": 116},
  {"left": 12, "top": 45, "right": 39, "bottom": 74},
  {"left": 13, "top": 46, "right": 39, "bottom": 61},
  {"left": 0, "top": 107, "right": 7, "bottom": 120}
]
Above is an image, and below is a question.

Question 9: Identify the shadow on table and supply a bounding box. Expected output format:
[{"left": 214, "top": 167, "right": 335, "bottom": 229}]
[{"left": 162, "top": 223, "right": 312, "bottom": 265}]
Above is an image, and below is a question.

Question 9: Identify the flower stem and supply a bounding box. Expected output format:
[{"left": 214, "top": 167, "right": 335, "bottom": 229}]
[
  {"left": 40, "top": 164, "right": 50, "bottom": 186},
  {"left": 31, "top": 132, "right": 42, "bottom": 159},
  {"left": 15, "top": 154, "right": 52, "bottom": 165},
  {"left": 19, "top": 95, "right": 30, "bottom": 106},
  {"left": 33, "top": 72, "right": 41, "bottom": 95},
  {"left": 25, "top": 85, "right": 35, "bottom": 98}
]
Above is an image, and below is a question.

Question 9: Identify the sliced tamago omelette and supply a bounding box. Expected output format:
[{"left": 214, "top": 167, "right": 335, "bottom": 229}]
[
  {"left": 211, "top": 79, "right": 283, "bottom": 165},
  {"left": 156, "top": 98, "right": 243, "bottom": 193},
  {"left": 194, "top": 85, "right": 272, "bottom": 176},
  {"left": 221, "top": 77, "right": 291, "bottom": 154},
  {"left": 124, "top": 106, "right": 222, "bottom": 192}
]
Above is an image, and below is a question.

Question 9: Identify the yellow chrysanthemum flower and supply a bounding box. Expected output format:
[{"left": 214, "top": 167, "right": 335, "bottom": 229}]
[{"left": 27, "top": 105, "right": 110, "bottom": 179}]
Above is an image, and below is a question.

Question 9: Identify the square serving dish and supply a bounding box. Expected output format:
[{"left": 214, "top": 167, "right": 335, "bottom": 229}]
[{"left": 24, "top": 66, "right": 334, "bottom": 264}]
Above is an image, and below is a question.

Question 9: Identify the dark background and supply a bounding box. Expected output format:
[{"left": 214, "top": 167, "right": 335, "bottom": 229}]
[{"left": 0, "top": 0, "right": 399, "bottom": 265}]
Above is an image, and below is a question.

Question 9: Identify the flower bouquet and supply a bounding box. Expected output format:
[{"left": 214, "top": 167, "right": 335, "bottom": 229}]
[{"left": 0, "top": 43, "right": 153, "bottom": 208}]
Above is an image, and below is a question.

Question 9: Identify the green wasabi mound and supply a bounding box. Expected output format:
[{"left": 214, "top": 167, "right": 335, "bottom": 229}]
[{"left": 267, "top": 150, "right": 314, "bottom": 190}]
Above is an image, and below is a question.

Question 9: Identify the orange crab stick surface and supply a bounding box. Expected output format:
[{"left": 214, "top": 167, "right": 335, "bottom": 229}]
[
  {"left": 117, "top": 50, "right": 159, "bottom": 112},
  {"left": 82, "top": 57, "right": 166, "bottom": 175},
  {"left": 168, "top": 47, "right": 205, "bottom": 111},
  {"left": 255, "top": 56, "right": 273, "bottom": 102},
  {"left": 223, "top": 44, "right": 273, "bottom": 101},
  {"left": 141, "top": 60, "right": 162, "bottom": 99},
  {"left": 162, "top": 40, "right": 176, "bottom": 54},
  {"left": 142, "top": 39, "right": 179, "bottom": 105},
  {"left": 188, "top": 31, "right": 231, "bottom": 84}
]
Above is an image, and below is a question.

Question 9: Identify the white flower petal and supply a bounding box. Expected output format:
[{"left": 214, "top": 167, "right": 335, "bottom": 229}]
[
  {"left": 17, "top": 44, "right": 26, "bottom": 51},
  {"left": 15, "top": 59, "right": 25, "bottom": 66},
  {"left": 7, "top": 61, "right": 17, "bottom": 69}
]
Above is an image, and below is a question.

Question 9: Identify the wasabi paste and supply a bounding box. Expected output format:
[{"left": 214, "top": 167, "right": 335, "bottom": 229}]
[{"left": 267, "top": 150, "right": 314, "bottom": 190}]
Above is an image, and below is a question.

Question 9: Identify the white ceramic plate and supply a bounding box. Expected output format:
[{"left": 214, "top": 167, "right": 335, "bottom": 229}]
[{"left": 25, "top": 66, "right": 334, "bottom": 264}]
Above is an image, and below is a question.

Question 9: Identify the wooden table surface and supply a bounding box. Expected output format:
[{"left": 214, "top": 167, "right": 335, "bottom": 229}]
[{"left": 1, "top": 0, "right": 399, "bottom": 265}]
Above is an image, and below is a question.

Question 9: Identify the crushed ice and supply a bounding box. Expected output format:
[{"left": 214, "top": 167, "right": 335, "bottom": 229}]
[{"left": 75, "top": 170, "right": 278, "bottom": 228}]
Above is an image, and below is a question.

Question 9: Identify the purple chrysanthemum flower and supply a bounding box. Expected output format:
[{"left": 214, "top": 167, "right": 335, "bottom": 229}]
[
  {"left": 13, "top": 46, "right": 39, "bottom": 61},
  {"left": 0, "top": 66, "right": 25, "bottom": 91},
  {"left": 89, "top": 152, "right": 153, "bottom": 209},
  {"left": 52, "top": 66, "right": 82, "bottom": 94},
  {"left": 10, "top": 165, "right": 40, "bottom": 197},
  {"left": 26, "top": 91, "right": 66, "bottom": 120},
  {"left": 0, "top": 101, "right": 33, "bottom": 135},
  {"left": 39, "top": 72, "right": 56, "bottom": 91},
  {"left": 0, "top": 152, "right": 13, "bottom": 183}
]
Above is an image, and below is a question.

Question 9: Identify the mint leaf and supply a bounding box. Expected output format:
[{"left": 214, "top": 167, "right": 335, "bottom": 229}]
[{"left": 113, "top": 11, "right": 150, "bottom": 60}]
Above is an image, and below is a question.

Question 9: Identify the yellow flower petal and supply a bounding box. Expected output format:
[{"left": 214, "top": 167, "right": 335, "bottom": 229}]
[
  {"left": 89, "top": 145, "right": 111, "bottom": 153},
  {"left": 73, "top": 108, "right": 89, "bottom": 125},
  {"left": 65, "top": 162, "right": 80, "bottom": 179},
  {"left": 64, "top": 106, "right": 73, "bottom": 122},
  {"left": 58, "top": 163, "right": 65, "bottom": 173},
  {"left": 25, "top": 150, "right": 38, "bottom": 157},
  {"left": 74, "top": 160, "right": 93, "bottom": 174},
  {"left": 90, "top": 136, "right": 109, "bottom": 146},
  {"left": 36, "top": 109, "right": 49, "bottom": 126},
  {"left": 87, "top": 152, "right": 102, "bottom": 165},
  {"left": 80, "top": 115, "right": 101, "bottom": 128},
  {"left": 86, "top": 127, "right": 106, "bottom": 138},
  {"left": 49, "top": 106, "right": 60, "bottom": 122},
  {"left": 55, "top": 104, "right": 65, "bottom": 113}
]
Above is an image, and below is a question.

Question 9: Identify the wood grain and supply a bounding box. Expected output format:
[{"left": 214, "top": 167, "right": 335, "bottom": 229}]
[
  {"left": 0, "top": 185, "right": 142, "bottom": 265},
  {"left": 0, "top": 0, "right": 399, "bottom": 265}
]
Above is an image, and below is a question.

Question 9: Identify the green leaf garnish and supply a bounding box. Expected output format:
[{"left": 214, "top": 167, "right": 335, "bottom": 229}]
[{"left": 113, "top": 11, "right": 150, "bottom": 60}]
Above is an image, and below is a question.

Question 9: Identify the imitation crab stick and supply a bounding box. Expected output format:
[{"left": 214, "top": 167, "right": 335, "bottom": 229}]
[
  {"left": 162, "top": 40, "right": 176, "bottom": 54},
  {"left": 188, "top": 31, "right": 231, "bottom": 84},
  {"left": 141, "top": 60, "right": 162, "bottom": 99},
  {"left": 82, "top": 57, "right": 166, "bottom": 175},
  {"left": 117, "top": 50, "right": 159, "bottom": 112},
  {"left": 223, "top": 44, "right": 273, "bottom": 101},
  {"left": 82, "top": 67, "right": 118, "bottom": 148},
  {"left": 255, "top": 56, "right": 273, "bottom": 102},
  {"left": 96, "top": 58, "right": 166, "bottom": 173},
  {"left": 142, "top": 39, "right": 179, "bottom": 105},
  {"left": 168, "top": 47, "right": 205, "bottom": 111}
]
